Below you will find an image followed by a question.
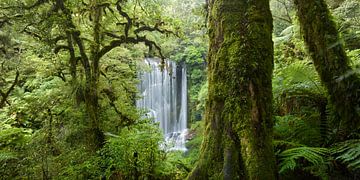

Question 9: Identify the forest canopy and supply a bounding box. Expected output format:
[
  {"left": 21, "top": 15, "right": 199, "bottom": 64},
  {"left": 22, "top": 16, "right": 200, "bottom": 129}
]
[{"left": 0, "top": 0, "right": 359, "bottom": 179}]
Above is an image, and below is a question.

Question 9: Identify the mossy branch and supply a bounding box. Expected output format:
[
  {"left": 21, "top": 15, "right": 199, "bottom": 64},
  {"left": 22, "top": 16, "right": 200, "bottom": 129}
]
[
  {"left": 55, "top": 0, "right": 91, "bottom": 77},
  {"left": 0, "top": 70, "right": 19, "bottom": 108},
  {"left": 102, "top": 87, "right": 135, "bottom": 127},
  {"left": 54, "top": 45, "right": 71, "bottom": 54},
  {"left": 134, "top": 22, "right": 177, "bottom": 37},
  {"left": 98, "top": 33, "right": 164, "bottom": 61},
  {"left": 22, "top": 28, "right": 42, "bottom": 40},
  {"left": 116, "top": 0, "right": 132, "bottom": 38}
]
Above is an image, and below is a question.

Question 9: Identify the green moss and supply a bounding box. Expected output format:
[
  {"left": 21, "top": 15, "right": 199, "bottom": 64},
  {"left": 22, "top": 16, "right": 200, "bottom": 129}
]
[
  {"left": 294, "top": 0, "right": 360, "bottom": 139},
  {"left": 188, "top": 0, "right": 276, "bottom": 179}
]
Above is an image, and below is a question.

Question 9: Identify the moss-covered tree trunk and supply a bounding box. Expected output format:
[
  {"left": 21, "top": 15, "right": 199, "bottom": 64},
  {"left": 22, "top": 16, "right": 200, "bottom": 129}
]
[
  {"left": 188, "top": 0, "right": 276, "bottom": 179},
  {"left": 84, "top": 0, "right": 104, "bottom": 151},
  {"left": 57, "top": 0, "right": 105, "bottom": 151},
  {"left": 294, "top": 0, "right": 360, "bottom": 139}
]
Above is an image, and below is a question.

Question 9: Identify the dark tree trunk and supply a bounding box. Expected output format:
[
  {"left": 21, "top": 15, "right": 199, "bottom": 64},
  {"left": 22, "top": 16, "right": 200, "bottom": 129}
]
[
  {"left": 84, "top": 0, "right": 104, "bottom": 151},
  {"left": 188, "top": 0, "right": 276, "bottom": 179},
  {"left": 57, "top": 0, "right": 105, "bottom": 151},
  {"left": 294, "top": 0, "right": 360, "bottom": 140}
]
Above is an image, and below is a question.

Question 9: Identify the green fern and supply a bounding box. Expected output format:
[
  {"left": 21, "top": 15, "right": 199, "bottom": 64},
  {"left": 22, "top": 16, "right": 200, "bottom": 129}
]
[
  {"left": 274, "top": 115, "right": 324, "bottom": 146},
  {"left": 0, "top": 127, "right": 31, "bottom": 148},
  {"left": 332, "top": 139, "right": 360, "bottom": 170},
  {"left": 0, "top": 150, "right": 17, "bottom": 161},
  {"left": 274, "top": 140, "right": 305, "bottom": 148},
  {"left": 274, "top": 60, "right": 325, "bottom": 96},
  {"left": 279, "top": 146, "right": 330, "bottom": 173}
]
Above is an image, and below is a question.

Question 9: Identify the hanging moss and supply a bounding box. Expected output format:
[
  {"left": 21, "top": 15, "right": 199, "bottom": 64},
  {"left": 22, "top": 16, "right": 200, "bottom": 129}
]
[
  {"left": 188, "top": 0, "right": 276, "bottom": 179},
  {"left": 294, "top": 0, "right": 360, "bottom": 140}
]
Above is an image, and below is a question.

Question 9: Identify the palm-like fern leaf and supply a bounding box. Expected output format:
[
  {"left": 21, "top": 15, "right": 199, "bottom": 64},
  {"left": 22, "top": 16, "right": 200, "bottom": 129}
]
[
  {"left": 0, "top": 150, "right": 17, "bottom": 161},
  {"left": 279, "top": 147, "right": 330, "bottom": 173},
  {"left": 274, "top": 60, "right": 324, "bottom": 96},
  {"left": 332, "top": 139, "right": 360, "bottom": 170}
]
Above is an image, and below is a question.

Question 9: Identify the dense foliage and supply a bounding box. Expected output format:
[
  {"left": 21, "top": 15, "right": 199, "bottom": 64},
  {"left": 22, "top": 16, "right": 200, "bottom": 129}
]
[{"left": 0, "top": 0, "right": 359, "bottom": 179}]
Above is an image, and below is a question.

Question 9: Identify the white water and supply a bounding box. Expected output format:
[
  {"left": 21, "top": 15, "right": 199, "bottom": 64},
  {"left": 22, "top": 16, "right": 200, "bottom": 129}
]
[{"left": 136, "top": 58, "right": 188, "bottom": 151}]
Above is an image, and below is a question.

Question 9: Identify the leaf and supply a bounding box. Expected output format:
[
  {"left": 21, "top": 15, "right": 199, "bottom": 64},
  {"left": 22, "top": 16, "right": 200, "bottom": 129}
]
[
  {"left": 332, "top": 139, "right": 360, "bottom": 170},
  {"left": 279, "top": 146, "right": 330, "bottom": 174},
  {"left": 0, "top": 150, "right": 17, "bottom": 161}
]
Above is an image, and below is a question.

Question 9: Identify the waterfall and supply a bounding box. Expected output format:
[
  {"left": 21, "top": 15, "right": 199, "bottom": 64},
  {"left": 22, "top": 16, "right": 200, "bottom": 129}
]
[{"left": 136, "top": 58, "right": 188, "bottom": 151}]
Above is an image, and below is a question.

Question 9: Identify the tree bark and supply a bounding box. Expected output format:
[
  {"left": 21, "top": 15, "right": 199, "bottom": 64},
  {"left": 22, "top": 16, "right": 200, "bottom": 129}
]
[
  {"left": 294, "top": 0, "right": 360, "bottom": 139},
  {"left": 188, "top": 0, "right": 276, "bottom": 179},
  {"left": 83, "top": 0, "right": 104, "bottom": 151},
  {"left": 0, "top": 70, "right": 19, "bottom": 108},
  {"left": 57, "top": 0, "right": 105, "bottom": 151}
]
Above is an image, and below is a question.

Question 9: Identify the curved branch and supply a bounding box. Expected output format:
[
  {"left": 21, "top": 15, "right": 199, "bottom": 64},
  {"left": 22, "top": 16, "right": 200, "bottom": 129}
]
[
  {"left": 104, "top": 32, "right": 123, "bottom": 39},
  {"left": 116, "top": 0, "right": 132, "bottom": 38},
  {"left": 134, "top": 22, "right": 176, "bottom": 36},
  {"left": 98, "top": 35, "right": 164, "bottom": 61},
  {"left": 54, "top": 45, "right": 70, "bottom": 54},
  {"left": 52, "top": 36, "right": 67, "bottom": 44}
]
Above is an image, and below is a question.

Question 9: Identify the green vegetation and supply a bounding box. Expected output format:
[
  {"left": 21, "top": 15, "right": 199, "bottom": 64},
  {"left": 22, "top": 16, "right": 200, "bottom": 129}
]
[{"left": 1, "top": 0, "right": 359, "bottom": 179}]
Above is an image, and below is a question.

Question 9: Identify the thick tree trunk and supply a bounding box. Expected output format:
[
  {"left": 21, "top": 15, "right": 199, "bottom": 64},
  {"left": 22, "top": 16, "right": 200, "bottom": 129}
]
[
  {"left": 188, "top": 0, "right": 276, "bottom": 179},
  {"left": 84, "top": 0, "right": 104, "bottom": 151},
  {"left": 294, "top": 0, "right": 360, "bottom": 139}
]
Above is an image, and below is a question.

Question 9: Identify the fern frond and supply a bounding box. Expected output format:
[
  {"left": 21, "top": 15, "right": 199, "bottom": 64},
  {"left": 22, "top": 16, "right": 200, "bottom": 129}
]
[
  {"left": 0, "top": 150, "right": 17, "bottom": 161},
  {"left": 279, "top": 147, "right": 330, "bottom": 173},
  {"left": 274, "top": 140, "right": 305, "bottom": 148},
  {"left": 0, "top": 128, "right": 23, "bottom": 141},
  {"left": 332, "top": 139, "right": 360, "bottom": 170},
  {"left": 279, "top": 158, "right": 297, "bottom": 173},
  {"left": 274, "top": 115, "right": 323, "bottom": 146}
]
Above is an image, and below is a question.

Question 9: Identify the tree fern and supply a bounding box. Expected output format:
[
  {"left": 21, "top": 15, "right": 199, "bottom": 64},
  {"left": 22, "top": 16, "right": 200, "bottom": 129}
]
[
  {"left": 274, "top": 60, "right": 325, "bottom": 97},
  {"left": 332, "top": 139, "right": 360, "bottom": 170},
  {"left": 279, "top": 146, "right": 330, "bottom": 173}
]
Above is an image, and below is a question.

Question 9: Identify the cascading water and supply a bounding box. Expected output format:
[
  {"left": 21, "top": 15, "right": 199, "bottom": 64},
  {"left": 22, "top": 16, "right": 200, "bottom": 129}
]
[{"left": 136, "top": 58, "right": 188, "bottom": 151}]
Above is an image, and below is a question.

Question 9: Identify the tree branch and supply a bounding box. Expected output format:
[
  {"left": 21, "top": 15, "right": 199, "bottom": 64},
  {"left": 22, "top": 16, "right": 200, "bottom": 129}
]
[
  {"left": 98, "top": 34, "right": 164, "bottom": 61},
  {"left": 134, "top": 22, "right": 177, "bottom": 37},
  {"left": 52, "top": 36, "right": 67, "bottom": 44},
  {"left": 66, "top": 33, "right": 77, "bottom": 79},
  {"left": 116, "top": 0, "right": 132, "bottom": 38},
  {"left": 273, "top": 15, "right": 292, "bottom": 24},
  {"left": 275, "top": 0, "right": 293, "bottom": 24},
  {"left": 102, "top": 88, "right": 134, "bottom": 127},
  {"left": 54, "top": 45, "right": 71, "bottom": 54},
  {"left": 0, "top": 70, "right": 19, "bottom": 108},
  {"left": 23, "top": 28, "right": 43, "bottom": 40},
  {"left": 55, "top": 0, "right": 91, "bottom": 76}
]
